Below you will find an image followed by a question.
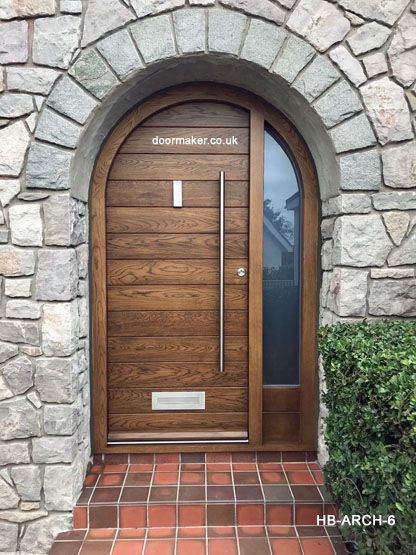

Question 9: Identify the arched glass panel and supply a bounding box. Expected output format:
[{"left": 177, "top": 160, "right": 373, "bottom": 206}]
[{"left": 263, "top": 126, "right": 300, "bottom": 386}]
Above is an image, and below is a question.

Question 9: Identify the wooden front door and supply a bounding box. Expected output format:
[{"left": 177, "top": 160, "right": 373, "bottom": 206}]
[{"left": 92, "top": 84, "right": 318, "bottom": 452}]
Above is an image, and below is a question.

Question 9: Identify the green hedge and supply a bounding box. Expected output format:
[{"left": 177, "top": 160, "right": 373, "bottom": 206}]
[{"left": 318, "top": 321, "right": 416, "bottom": 555}]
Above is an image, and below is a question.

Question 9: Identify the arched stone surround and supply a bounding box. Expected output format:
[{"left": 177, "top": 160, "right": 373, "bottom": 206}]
[{"left": 0, "top": 1, "right": 415, "bottom": 552}]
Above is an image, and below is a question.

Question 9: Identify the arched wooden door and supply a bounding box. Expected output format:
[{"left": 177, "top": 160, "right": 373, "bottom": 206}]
[{"left": 92, "top": 84, "right": 318, "bottom": 453}]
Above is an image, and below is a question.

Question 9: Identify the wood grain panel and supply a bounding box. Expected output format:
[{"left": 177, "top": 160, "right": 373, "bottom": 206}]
[
  {"left": 108, "top": 362, "right": 248, "bottom": 388},
  {"left": 263, "top": 387, "right": 300, "bottom": 413},
  {"left": 263, "top": 413, "right": 300, "bottom": 443},
  {"left": 109, "top": 412, "right": 247, "bottom": 432},
  {"left": 108, "top": 310, "right": 247, "bottom": 336},
  {"left": 106, "top": 207, "right": 247, "bottom": 233},
  {"left": 109, "top": 154, "right": 248, "bottom": 181},
  {"left": 106, "top": 233, "right": 248, "bottom": 259},
  {"left": 107, "top": 285, "right": 247, "bottom": 311},
  {"left": 109, "top": 388, "right": 247, "bottom": 413},
  {"left": 107, "top": 259, "right": 248, "bottom": 286},
  {"left": 141, "top": 102, "right": 249, "bottom": 127},
  {"left": 120, "top": 127, "right": 249, "bottom": 154},
  {"left": 106, "top": 181, "right": 249, "bottom": 208},
  {"left": 107, "top": 336, "right": 247, "bottom": 362}
]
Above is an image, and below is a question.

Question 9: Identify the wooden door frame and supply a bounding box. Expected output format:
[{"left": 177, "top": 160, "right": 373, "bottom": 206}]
[{"left": 91, "top": 82, "right": 319, "bottom": 453}]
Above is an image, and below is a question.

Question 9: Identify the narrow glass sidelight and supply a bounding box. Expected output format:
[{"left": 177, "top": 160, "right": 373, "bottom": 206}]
[{"left": 263, "top": 127, "right": 301, "bottom": 386}]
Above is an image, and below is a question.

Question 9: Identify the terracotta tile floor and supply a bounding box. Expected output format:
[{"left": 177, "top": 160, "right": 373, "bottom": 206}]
[{"left": 49, "top": 452, "right": 349, "bottom": 554}]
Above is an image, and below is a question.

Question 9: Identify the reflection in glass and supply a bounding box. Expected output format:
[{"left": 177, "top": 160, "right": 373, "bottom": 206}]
[{"left": 263, "top": 127, "right": 300, "bottom": 386}]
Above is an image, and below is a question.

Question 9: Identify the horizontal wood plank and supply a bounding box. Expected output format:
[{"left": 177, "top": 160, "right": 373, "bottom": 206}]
[
  {"left": 141, "top": 102, "right": 249, "bottom": 127},
  {"left": 120, "top": 127, "right": 249, "bottom": 154},
  {"left": 109, "top": 154, "right": 248, "bottom": 181},
  {"left": 109, "top": 412, "right": 248, "bottom": 433},
  {"left": 107, "top": 259, "right": 248, "bottom": 286},
  {"left": 106, "top": 207, "right": 248, "bottom": 234},
  {"left": 106, "top": 180, "right": 249, "bottom": 207},
  {"left": 108, "top": 362, "right": 248, "bottom": 388},
  {"left": 108, "top": 310, "right": 247, "bottom": 336},
  {"left": 109, "top": 387, "right": 247, "bottom": 413},
  {"left": 107, "top": 335, "right": 248, "bottom": 362},
  {"left": 106, "top": 233, "right": 248, "bottom": 259},
  {"left": 107, "top": 285, "right": 247, "bottom": 311}
]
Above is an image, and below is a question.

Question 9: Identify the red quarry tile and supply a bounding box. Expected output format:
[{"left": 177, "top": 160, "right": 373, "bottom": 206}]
[
  {"left": 103, "top": 464, "right": 128, "bottom": 473},
  {"left": 238, "top": 526, "right": 267, "bottom": 537},
  {"left": 88, "top": 505, "right": 118, "bottom": 528},
  {"left": 179, "top": 504, "right": 205, "bottom": 527},
  {"left": 282, "top": 463, "right": 309, "bottom": 471},
  {"left": 206, "top": 452, "right": 232, "bottom": 463},
  {"left": 73, "top": 506, "right": 87, "bottom": 529},
  {"left": 260, "top": 471, "right": 286, "bottom": 485},
  {"left": 55, "top": 530, "right": 87, "bottom": 541},
  {"left": 147, "top": 527, "right": 176, "bottom": 538},
  {"left": 232, "top": 463, "right": 257, "bottom": 471},
  {"left": 97, "top": 473, "right": 125, "bottom": 487},
  {"left": 266, "top": 504, "right": 293, "bottom": 526},
  {"left": 119, "top": 505, "right": 146, "bottom": 528},
  {"left": 149, "top": 486, "right": 177, "bottom": 503},
  {"left": 256, "top": 452, "right": 281, "bottom": 463},
  {"left": 77, "top": 488, "right": 93, "bottom": 505},
  {"left": 125, "top": 473, "right": 152, "bottom": 486},
  {"left": 181, "top": 453, "right": 206, "bottom": 463},
  {"left": 129, "top": 464, "right": 154, "bottom": 472},
  {"left": 291, "top": 486, "right": 322, "bottom": 502},
  {"left": 232, "top": 452, "right": 256, "bottom": 462},
  {"left": 178, "top": 526, "right": 206, "bottom": 538},
  {"left": 208, "top": 526, "right": 236, "bottom": 538},
  {"left": 90, "top": 487, "right": 121, "bottom": 504},
  {"left": 281, "top": 452, "right": 307, "bottom": 462},
  {"left": 130, "top": 454, "right": 154, "bottom": 464},
  {"left": 300, "top": 537, "right": 335, "bottom": 555},
  {"left": 182, "top": 463, "right": 204, "bottom": 471},
  {"left": 207, "top": 486, "right": 234, "bottom": 502},
  {"left": 112, "top": 540, "right": 144, "bottom": 555},
  {"left": 258, "top": 463, "right": 282, "bottom": 471},
  {"left": 84, "top": 474, "right": 98, "bottom": 487},
  {"left": 307, "top": 462, "right": 321, "bottom": 470},
  {"left": 208, "top": 538, "right": 238, "bottom": 555},
  {"left": 208, "top": 472, "right": 232, "bottom": 485},
  {"left": 234, "top": 485, "right": 263, "bottom": 502},
  {"left": 148, "top": 504, "right": 176, "bottom": 527},
  {"left": 120, "top": 487, "right": 149, "bottom": 504},
  {"left": 152, "top": 472, "right": 178, "bottom": 485},
  {"left": 90, "top": 465, "right": 104, "bottom": 474},
  {"left": 312, "top": 470, "right": 325, "bottom": 485},
  {"left": 117, "top": 528, "right": 147, "bottom": 539},
  {"left": 239, "top": 537, "right": 270, "bottom": 555},
  {"left": 178, "top": 485, "right": 206, "bottom": 502},
  {"left": 176, "top": 539, "right": 206, "bottom": 555},
  {"left": 103, "top": 454, "right": 129, "bottom": 464},
  {"left": 155, "top": 463, "right": 179, "bottom": 472},
  {"left": 181, "top": 472, "right": 205, "bottom": 485},
  {"left": 86, "top": 528, "right": 117, "bottom": 540},
  {"left": 325, "top": 503, "right": 339, "bottom": 518},
  {"left": 266, "top": 526, "right": 296, "bottom": 537},
  {"left": 237, "top": 504, "right": 263, "bottom": 526},
  {"left": 295, "top": 504, "right": 323, "bottom": 526},
  {"left": 49, "top": 541, "right": 83, "bottom": 555},
  {"left": 79, "top": 541, "right": 113, "bottom": 555},
  {"left": 270, "top": 537, "right": 302, "bottom": 555},
  {"left": 207, "top": 504, "right": 235, "bottom": 527},
  {"left": 297, "top": 525, "right": 327, "bottom": 537},
  {"left": 207, "top": 463, "right": 231, "bottom": 471},
  {"left": 233, "top": 472, "right": 259, "bottom": 485},
  {"left": 144, "top": 539, "right": 175, "bottom": 555},
  {"left": 155, "top": 453, "right": 180, "bottom": 464},
  {"left": 286, "top": 471, "right": 315, "bottom": 485}
]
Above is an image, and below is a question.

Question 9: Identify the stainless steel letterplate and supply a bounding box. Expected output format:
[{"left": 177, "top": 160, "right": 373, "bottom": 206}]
[{"left": 173, "top": 180, "right": 182, "bottom": 208}]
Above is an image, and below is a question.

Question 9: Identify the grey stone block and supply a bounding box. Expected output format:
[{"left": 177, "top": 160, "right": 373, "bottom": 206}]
[
  {"left": 240, "top": 18, "right": 286, "bottom": 69},
  {"left": 44, "top": 458, "right": 83, "bottom": 510},
  {"left": 0, "top": 520, "right": 18, "bottom": 552},
  {"left": 369, "top": 279, "right": 416, "bottom": 316},
  {"left": 33, "top": 15, "right": 81, "bottom": 69},
  {"left": 131, "top": 0, "right": 185, "bottom": 18},
  {"left": 97, "top": 29, "right": 144, "bottom": 80},
  {"left": 9, "top": 204, "right": 43, "bottom": 247},
  {"left": 372, "top": 192, "right": 416, "bottom": 211},
  {"left": 0, "top": 320, "right": 39, "bottom": 345},
  {"left": 0, "top": 93, "right": 34, "bottom": 118},
  {"left": 32, "top": 435, "right": 78, "bottom": 463},
  {"left": 347, "top": 22, "right": 390, "bottom": 56},
  {"left": 0, "top": 246, "right": 35, "bottom": 277},
  {"left": 208, "top": 9, "right": 246, "bottom": 56},
  {"left": 0, "top": 441, "right": 30, "bottom": 465},
  {"left": 26, "top": 142, "right": 72, "bottom": 190},
  {"left": 292, "top": 57, "right": 339, "bottom": 102},
  {"left": 220, "top": 0, "right": 285, "bottom": 24},
  {"left": 7, "top": 67, "right": 60, "bottom": 94},
  {"left": 36, "top": 249, "right": 78, "bottom": 301},
  {"left": 339, "top": 150, "right": 382, "bottom": 191},
  {"left": 0, "top": 0, "right": 55, "bottom": 19},
  {"left": 35, "top": 356, "right": 78, "bottom": 403},
  {"left": 313, "top": 80, "right": 362, "bottom": 128},
  {"left": 383, "top": 211, "right": 410, "bottom": 247},
  {"left": 388, "top": 227, "right": 416, "bottom": 265},
  {"left": 2, "top": 356, "right": 34, "bottom": 395},
  {"left": 173, "top": 9, "right": 205, "bottom": 55},
  {"left": 4, "top": 278, "right": 32, "bottom": 298},
  {"left": 0, "top": 21, "right": 28, "bottom": 64},
  {"left": 131, "top": 15, "right": 176, "bottom": 63},
  {"left": 0, "top": 477, "right": 19, "bottom": 509},
  {"left": 82, "top": 0, "right": 134, "bottom": 46},
  {"left": 20, "top": 514, "right": 72, "bottom": 555},
  {"left": 41, "top": 301, "right": 79, "bottom": 356},
  {"left": 382, "top": 142, "right": 416, "bottom": 189},
  {"left": 0, "top": 179, "right": 20, "bottom": 207},
  {"left": 338, "top": 0, "right": 409, "bottom": 26},
  {"left": 324, "top": 267, "right": 368, "bottom": 317},
  {"left": 44, "top": 403, "right": 80, "bottom": 435},
  {"left": 0, "top": 398, "right": 42, "bottom": 440},
  {"left": 329, "top": 45, "right": 366, "bottom": 87},
  {"left": 11, "top": 466, "right": 42, "bottom": 502},
  {"left": 44, "top": 194, "right": 86, "bottom": 246},
  {"left": 272, "top": 35, "right": 315, "bottom": 84},
  {"left": 35, "top": 108, "right": 81, "bottom": 149},
  {"left": 0, "top": 120, "right": 30, "bottom": 177},
  {"left": 0, "top": 342, "right": 18, "bottom": 364},
  {"left": 330, "top": 113, "right": 376, "bottom": 154},
  {"left": 6, "top": 300, "right": 42, "bottom": 320},
  {"left": 69, "top": 49, "right": 119, "bottom": 100},
  {"left": 47, "top": 75, "right": 98, "bottom": 124}
]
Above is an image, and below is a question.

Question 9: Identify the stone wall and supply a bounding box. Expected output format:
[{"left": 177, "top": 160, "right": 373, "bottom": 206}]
[{"left": 0, "top": 0, "right": 415, "bottom": 552}]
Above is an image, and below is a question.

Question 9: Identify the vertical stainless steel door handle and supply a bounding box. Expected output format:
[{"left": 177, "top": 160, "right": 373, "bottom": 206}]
[{"left": 219, "top": 171, "right": 225, "bottom": 373}]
